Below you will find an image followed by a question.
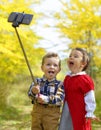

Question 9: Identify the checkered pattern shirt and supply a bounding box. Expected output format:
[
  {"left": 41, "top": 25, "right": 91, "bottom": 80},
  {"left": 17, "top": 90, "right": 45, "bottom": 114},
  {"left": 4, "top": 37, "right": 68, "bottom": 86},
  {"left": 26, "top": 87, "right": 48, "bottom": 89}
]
[{"left": 28, "top": 76, "right": 64, "bottom": 106}]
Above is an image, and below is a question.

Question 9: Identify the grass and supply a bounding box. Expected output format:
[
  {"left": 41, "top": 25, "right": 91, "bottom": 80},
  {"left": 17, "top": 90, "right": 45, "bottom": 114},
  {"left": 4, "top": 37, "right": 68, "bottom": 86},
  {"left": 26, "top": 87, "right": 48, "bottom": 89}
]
[
  {"left": 92, "top": 79, "right": 101, "bottom": 130},
  {"left": 0, "top": 105, "right": 31, "bottom": 130},
  {"left": 0, "top": 77, "right": 32, "bottom": 130},
  {"left": 0, "top": 77, "right": 101, "bottom": 130}
]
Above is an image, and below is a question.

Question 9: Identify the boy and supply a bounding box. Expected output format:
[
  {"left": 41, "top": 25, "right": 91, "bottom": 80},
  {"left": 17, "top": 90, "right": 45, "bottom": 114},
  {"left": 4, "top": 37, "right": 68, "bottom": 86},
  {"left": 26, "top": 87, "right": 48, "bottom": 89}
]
[{"left": 28, "top": 52, "right": 64, "bottom": 130}]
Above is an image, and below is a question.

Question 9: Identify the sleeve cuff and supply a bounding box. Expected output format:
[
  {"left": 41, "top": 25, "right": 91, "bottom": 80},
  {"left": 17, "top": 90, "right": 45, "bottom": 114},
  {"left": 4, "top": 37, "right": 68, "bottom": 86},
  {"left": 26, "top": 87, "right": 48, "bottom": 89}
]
[
  {"left": 38, "top": 94, "right": 49, "bottom": 103},
  {"left": 85, "top": 112, "right": 96, "bottom": 118}
]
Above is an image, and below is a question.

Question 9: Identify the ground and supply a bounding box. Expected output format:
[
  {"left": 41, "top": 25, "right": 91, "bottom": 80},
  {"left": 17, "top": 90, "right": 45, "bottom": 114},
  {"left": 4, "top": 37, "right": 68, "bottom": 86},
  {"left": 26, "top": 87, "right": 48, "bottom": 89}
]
[{"left": 0, "top": 105, "right": 101, "bottom": 130}]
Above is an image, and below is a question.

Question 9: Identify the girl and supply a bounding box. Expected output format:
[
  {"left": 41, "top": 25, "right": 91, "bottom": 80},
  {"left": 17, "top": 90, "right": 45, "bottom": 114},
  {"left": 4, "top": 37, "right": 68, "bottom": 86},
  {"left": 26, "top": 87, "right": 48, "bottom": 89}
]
[{"left": 59, "top": 48, "right": 99, "bottom": 130}]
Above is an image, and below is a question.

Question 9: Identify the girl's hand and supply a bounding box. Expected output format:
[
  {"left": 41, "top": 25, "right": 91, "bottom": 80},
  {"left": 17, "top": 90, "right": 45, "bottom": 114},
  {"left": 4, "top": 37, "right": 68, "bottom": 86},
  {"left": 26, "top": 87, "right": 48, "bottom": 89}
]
[{"left": 86, "top": 117, "right": 101, "bottom": 122}]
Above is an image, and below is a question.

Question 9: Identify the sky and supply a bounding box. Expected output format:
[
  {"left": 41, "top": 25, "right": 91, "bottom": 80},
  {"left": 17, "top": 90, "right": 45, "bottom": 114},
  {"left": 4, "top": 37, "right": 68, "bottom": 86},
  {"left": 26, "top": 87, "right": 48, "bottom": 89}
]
[{"left": 31, "top": 0, "right": 71, "bottom": 59}]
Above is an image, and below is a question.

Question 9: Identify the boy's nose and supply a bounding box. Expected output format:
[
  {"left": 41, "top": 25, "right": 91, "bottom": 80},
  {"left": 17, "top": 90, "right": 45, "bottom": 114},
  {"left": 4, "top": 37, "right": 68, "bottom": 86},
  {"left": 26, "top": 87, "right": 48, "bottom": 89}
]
[{"left": 50, "top": 65, "right": 54, "bottom": 68}]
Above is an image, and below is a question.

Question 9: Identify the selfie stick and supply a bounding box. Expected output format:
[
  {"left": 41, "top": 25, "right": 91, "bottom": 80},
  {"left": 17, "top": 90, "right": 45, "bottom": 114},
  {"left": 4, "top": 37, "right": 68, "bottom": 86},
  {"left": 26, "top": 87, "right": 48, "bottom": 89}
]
[
  {"left": 8, "top": 12, "right": 37, "bottom": 85},
  {"left": 14, "top": 28, "right": 37, "bottom": 85}
]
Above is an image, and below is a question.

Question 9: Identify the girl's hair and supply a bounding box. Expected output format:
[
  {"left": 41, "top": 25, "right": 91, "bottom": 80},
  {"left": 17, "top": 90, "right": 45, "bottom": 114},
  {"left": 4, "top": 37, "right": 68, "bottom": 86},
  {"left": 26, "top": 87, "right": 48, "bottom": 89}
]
[
  {"left": 73, "top": 48, "right": 90, "bottom": 71},
  {"left": 42, "top": 52, "right": 61, "bottom": 67}
]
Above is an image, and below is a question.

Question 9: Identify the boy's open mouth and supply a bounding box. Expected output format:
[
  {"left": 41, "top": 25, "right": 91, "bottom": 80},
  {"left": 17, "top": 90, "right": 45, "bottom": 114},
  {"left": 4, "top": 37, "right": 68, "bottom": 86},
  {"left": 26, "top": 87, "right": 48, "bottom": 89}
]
[{"left": 48, "top": 71, "right": 54, "bottom": 74}]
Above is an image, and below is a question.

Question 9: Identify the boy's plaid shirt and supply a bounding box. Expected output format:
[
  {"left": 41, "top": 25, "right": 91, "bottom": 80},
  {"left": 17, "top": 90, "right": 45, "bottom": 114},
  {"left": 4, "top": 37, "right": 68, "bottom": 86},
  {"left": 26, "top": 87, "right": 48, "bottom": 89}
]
[{"left": 28, "top": 76, "right": 64, "bottom": 106}]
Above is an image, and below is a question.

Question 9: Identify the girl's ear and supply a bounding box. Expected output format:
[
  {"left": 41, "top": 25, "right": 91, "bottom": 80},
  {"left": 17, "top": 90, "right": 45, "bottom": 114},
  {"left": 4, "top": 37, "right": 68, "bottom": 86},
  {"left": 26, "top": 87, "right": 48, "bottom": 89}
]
[{"left": 81, "top": 62, "right": 87, "bottom": 70}]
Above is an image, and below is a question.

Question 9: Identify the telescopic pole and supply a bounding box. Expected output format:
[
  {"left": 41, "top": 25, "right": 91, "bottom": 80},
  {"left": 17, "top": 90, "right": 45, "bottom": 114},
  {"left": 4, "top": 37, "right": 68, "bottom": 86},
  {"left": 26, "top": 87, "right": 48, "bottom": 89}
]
[{"left": 14, "top": 27, "right": 37, "bottom": 85}]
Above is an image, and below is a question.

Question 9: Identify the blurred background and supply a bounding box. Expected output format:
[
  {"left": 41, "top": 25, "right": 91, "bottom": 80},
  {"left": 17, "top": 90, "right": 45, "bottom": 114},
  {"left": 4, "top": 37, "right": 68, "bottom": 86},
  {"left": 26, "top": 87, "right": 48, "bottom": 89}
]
[{"left": 0, "top": 0, "right": 101, "bottom": 129}]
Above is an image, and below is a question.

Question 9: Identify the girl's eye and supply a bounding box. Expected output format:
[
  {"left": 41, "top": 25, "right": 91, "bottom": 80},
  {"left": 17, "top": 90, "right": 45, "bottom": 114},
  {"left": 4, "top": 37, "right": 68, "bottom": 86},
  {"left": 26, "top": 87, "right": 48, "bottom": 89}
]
[
  {"left": 69, "top": 55, "right": 79, "bottom": 58},
  {"left": 69, "top": 55, "right": 72, "bottom": 58},
  {"left": 74, "top": 55, "right": 78, "bottom": 58}
]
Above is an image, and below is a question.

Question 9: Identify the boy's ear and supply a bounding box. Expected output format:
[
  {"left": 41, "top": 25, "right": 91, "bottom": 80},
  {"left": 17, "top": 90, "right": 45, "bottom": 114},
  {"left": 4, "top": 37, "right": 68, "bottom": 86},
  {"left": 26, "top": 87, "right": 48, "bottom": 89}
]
[
  {"left": 58, "top": 67, "right": 61, "bottom": 72},
  {"left": 41, "top": 65, "right": 43, "bottom": 71}
]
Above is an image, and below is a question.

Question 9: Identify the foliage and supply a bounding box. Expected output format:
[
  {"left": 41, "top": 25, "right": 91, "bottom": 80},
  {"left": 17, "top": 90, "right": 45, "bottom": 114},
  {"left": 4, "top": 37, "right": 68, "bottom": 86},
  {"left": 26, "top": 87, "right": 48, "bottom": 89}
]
[
  {"left": 0, "top": 0, "right": 45, "bottom": 84},
  {"left": 0, "top": 0, "right": 45, "bottom": 109},
  {"left": 57, "top": 0, "right": 101, "bottom": 78}
]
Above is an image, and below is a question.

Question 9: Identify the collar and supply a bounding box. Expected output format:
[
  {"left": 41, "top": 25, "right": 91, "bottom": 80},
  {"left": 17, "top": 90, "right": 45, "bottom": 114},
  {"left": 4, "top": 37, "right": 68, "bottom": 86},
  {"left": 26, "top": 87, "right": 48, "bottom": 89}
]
[
  {"left": 67, "top": 71, "right": 86, "bottom": 77},
  {"left": 42, "top": 75, "right": 56, "bottom": 82}
]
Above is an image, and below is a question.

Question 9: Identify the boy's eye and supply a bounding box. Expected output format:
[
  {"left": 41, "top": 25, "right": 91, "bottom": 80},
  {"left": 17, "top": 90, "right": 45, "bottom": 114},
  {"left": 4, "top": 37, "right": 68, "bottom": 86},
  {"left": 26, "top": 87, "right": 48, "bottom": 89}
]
[
  {"left": 47, "top": 63, "right": 51, "bottom": 66},
  {"left": 54, "top": 64, "right": 58, "bottom": 67},
  {"left": 46, "top": 63, "right": 58, "bottom": 67}
]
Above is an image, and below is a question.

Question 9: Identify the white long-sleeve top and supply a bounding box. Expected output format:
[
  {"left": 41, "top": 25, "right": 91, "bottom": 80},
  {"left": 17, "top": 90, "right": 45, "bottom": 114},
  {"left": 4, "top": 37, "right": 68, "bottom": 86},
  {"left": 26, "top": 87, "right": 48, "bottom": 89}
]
[{"left": 84, "top": 90, "right": 96, "bottom": 118}]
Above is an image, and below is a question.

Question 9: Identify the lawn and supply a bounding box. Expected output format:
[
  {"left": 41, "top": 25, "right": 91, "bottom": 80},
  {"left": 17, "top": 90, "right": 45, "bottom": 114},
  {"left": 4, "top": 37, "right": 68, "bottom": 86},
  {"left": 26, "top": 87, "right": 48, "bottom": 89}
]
[{"left": 0, "top": 78, "right": 101, "bottom": 130}]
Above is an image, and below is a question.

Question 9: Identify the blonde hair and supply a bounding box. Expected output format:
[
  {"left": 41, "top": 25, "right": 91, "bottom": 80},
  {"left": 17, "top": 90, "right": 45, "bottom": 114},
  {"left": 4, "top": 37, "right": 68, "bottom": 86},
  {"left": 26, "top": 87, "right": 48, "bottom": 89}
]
[{"left": 42, "top": 52, "right": 61, "bottom": 67}]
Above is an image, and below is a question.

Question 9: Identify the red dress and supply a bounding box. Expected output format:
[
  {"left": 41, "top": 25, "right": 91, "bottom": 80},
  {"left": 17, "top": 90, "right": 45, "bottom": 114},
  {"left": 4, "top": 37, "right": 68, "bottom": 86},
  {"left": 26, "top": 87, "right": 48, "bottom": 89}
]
[{"left": 64, "top": 74, "right": 94, "bottom": 130}]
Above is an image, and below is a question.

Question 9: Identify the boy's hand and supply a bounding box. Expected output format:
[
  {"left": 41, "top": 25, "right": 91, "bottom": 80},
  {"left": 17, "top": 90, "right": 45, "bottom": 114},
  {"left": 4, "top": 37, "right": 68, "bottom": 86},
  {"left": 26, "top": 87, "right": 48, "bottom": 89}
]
[
  {"left": 32, "top": 85, "right": 40, "bottom": 94},
  {"left": 36, "top": 94, "right": 49, "bottom": 104},
  {"left": 36, "top": 95, "right": 45, "bottom": 104}
]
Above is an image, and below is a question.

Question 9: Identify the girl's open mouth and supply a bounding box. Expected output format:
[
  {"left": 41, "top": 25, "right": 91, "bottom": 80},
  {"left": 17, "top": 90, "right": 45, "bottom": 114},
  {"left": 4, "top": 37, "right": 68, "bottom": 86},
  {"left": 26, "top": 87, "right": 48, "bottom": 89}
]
[{"left": 69, "top": 61, "right": 74, "bottom": 65}]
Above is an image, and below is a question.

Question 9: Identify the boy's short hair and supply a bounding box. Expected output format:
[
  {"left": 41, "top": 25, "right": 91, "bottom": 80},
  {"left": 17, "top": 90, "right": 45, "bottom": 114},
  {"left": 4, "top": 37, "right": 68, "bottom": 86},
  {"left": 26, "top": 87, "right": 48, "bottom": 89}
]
[
  {"left": 73, "top": 48, "right": 90, "bottom": 71},
  {"left": 42, "top": 52, "right": 61, "bottom": 67}
]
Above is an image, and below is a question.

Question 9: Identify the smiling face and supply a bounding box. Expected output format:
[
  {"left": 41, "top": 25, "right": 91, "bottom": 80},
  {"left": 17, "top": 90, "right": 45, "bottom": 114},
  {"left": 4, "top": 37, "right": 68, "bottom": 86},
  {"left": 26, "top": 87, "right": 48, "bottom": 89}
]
[
  {"left": 41, "top": 57, "right": 61, "bottom": 80},
  {"left": 67, "top": 49, "right": 87, "bottom": 74}
]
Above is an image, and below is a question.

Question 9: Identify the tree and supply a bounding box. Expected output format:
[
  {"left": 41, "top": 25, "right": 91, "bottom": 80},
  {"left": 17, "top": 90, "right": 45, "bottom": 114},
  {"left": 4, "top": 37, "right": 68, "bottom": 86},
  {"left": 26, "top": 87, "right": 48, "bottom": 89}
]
[
  {"left": 0, "top": 0, "right": 45, "bottom": 108},
  {"left": 56, "top": 0, "right": 101, "bottom": 78},
  {"left": 0, "top": 0, "right": 45, "bottom": 84}
]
